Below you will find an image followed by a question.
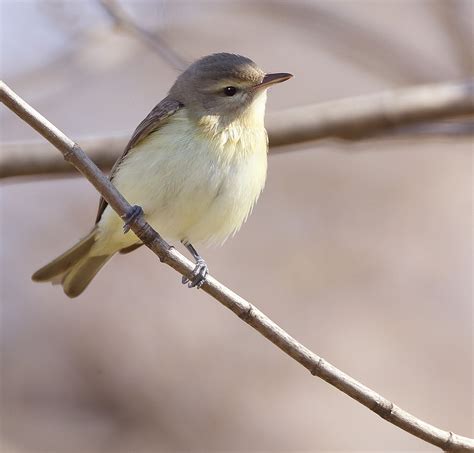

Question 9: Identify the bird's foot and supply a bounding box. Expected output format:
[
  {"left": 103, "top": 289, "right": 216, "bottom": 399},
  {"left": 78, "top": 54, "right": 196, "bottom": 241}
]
[
  {"left": 122, "top": 205, "right": 144, "bottom": 233},
  {"left": 182, "top": 258, "right": 208, "bottom": 289}
]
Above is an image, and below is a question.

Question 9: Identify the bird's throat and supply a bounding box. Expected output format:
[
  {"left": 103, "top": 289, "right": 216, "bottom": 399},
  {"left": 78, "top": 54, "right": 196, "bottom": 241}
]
[{"left": 196, "top": 91, "right": 268, "bottom": 144}]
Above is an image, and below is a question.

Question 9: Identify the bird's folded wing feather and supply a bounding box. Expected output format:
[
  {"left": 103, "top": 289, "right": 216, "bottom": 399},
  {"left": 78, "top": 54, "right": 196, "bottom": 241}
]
[{"left": 95, "top": 97, "right": 183, "bottom": 223}]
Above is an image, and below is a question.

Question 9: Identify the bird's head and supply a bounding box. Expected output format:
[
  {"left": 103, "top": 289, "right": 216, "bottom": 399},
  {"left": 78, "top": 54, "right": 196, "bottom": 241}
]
[{"left": 169, "top": 53, "right": 292, "bottom": 128}]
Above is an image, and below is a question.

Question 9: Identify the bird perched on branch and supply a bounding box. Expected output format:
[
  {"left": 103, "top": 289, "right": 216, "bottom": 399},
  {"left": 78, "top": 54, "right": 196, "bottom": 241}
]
[{"left": 32, "top": 53, "right": 292, "bottom": 297}]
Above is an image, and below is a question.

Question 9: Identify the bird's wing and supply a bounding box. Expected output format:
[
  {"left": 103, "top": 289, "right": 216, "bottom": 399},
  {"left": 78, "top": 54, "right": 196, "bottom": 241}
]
[{"left": 95, "top": 97, "right": 183, "bottom": 223}]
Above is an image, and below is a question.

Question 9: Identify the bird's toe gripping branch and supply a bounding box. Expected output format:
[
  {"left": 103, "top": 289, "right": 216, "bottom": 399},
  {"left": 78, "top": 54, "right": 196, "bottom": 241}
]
[
  {"left": 182, "top": 258, "right": 209, "bottom": 289},
  {"left": 181, "top": 241, "right": 209, "bottom": 289},
  {"left": 122, "top": 205, "right": 144, "bottom": 233}
]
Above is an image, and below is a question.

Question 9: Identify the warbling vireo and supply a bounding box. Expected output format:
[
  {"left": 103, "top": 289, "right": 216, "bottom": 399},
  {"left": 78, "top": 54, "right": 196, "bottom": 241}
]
[{"left": 32, "top": 53, "right": 292, "bottom": 297}]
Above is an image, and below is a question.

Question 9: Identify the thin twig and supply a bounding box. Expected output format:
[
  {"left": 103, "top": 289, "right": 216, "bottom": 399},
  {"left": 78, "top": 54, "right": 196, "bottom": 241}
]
[
  {"left": 1, "top": 81, "right": 473, "bottom": 451},
  {"left": 255, "top": 0, "right": 446, "bottom": 84},
  {"left": 431, "top": 0, "right": 474, "bottom": 76},
  {"left": 98, "top": 0, "right": 187, "bottom": 70},
  {"left": 1, "top": 80, "right": 473, "bottom": 179}
]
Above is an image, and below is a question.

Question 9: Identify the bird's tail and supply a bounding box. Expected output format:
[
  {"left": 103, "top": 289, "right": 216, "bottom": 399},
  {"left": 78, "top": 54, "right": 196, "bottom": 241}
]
[{"left": 32, "top": 229, "right": 112, "bottom": 298}]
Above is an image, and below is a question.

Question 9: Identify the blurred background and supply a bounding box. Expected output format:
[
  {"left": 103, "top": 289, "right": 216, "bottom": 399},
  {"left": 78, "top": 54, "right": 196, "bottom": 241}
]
[{"left": 1, "top": 0, "right": 473, "bottom": 451}]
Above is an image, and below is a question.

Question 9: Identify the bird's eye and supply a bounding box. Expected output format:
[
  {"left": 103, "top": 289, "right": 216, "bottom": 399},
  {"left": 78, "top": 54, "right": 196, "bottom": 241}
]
[{"left": 223, "top": 86, "right": 237, "bottom": 96}]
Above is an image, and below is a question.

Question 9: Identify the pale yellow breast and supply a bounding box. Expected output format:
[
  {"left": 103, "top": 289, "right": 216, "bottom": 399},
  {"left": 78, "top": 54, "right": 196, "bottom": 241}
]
[
  {"left": 95, "top": 107, "right": 268, "bottom": 252},
  {"left": 188, "top": 117, "right": 268, "bottom": 245}
]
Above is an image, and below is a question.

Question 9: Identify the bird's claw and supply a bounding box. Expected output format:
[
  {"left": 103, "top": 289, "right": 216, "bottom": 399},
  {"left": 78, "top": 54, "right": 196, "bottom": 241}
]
[
  {"left": 182, "top": 259, "right": 208, "bottom": 289},
  {"left": 122, "top": 205, "right": 144, "bottom": 233}
]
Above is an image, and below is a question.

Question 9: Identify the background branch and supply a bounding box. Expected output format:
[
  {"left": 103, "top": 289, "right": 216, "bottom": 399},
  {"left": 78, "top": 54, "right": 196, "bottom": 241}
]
[
  {"left": 1, "top": 80, "right": 473, "bottom": 179},
  {"left": 268, "top": 79, "right": 473, "bottom": 147},
  {"left": 1, "top": 81, "right": 473, "bottom": 452},
  {"left": 431, "top": 0, "right": 474, "bottom": 76},
  {"left": 98, "top": 0, "right": 187, "bottom": 70}
]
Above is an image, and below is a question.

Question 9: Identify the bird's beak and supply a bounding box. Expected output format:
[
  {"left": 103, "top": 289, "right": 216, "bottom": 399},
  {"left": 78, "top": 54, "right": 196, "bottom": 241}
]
[{"left": 255, "top": 72, "right": 293, "bottom": 90}]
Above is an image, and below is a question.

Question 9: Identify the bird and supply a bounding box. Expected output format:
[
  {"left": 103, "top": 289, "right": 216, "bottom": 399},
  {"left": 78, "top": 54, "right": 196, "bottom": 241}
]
[{"left": 32, "top": 53, "right": 292, "bottom": 298}]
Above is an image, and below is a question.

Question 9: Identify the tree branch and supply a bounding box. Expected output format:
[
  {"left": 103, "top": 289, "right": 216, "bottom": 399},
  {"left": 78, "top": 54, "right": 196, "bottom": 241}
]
[
  {"left": 1, "top": 80, "right": 473, "bottom": 179},
  {"left": 1, "top": 80, "right": 473, "bottom": 451}
]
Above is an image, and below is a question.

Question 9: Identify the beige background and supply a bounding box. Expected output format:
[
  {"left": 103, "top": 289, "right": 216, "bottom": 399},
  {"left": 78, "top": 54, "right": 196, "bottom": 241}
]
[{"left": 1, "top": 0, "right": 472, "bottom": 451}]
